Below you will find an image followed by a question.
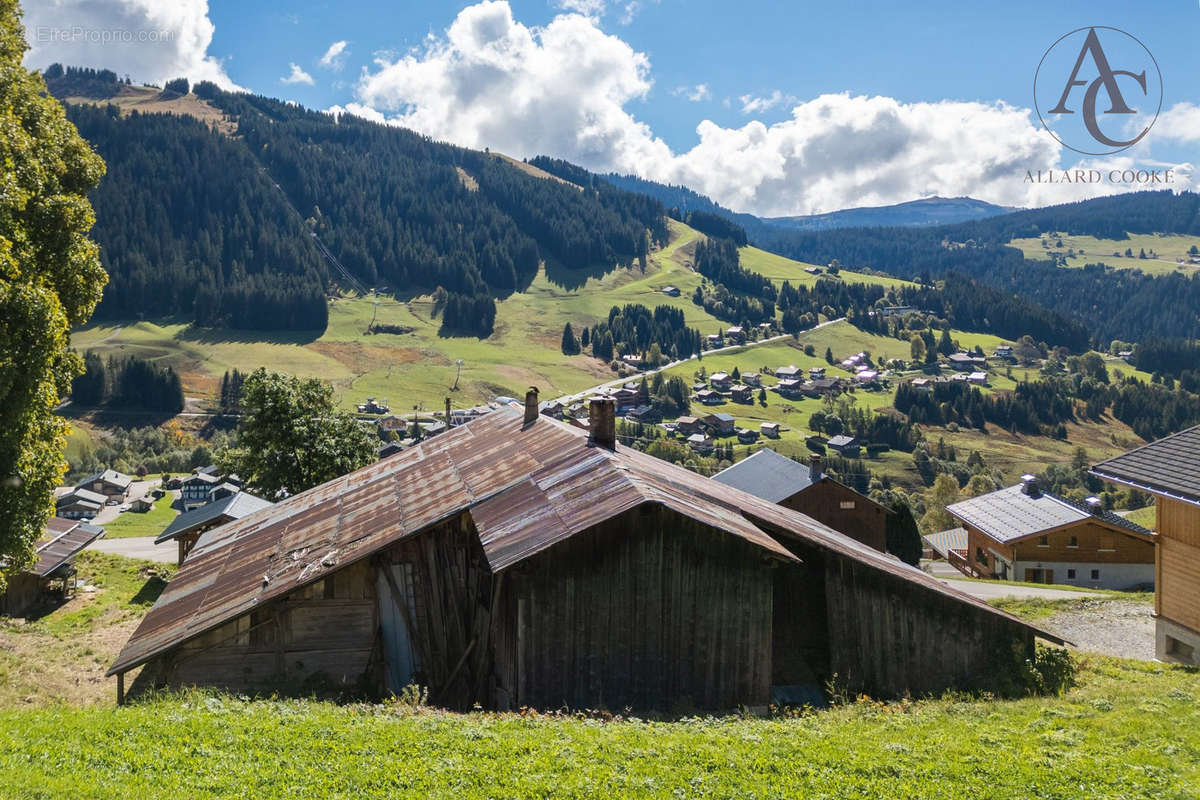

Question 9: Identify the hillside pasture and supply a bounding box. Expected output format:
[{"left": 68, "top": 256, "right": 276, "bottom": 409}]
[{"left": 1010, "top": 232, "right": 1200, "bottom": 277}]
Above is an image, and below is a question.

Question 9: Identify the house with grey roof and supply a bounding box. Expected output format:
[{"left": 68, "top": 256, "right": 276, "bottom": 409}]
[
  {"left": 77, "top": 468, "right": 132, "bottom": 499},
  {"left": 56, "top": 487, "right": 108, "bottom": 520},
  {"left": 946, "top": 475, "right": 1154, "bottom": 590},
  {"left": 714, "top": 449, "right": 893, "bottom": 554},
  {"left": 156, "top": 491, "right": 274, "bottom": 565},
  {"left": 1092, "top": 426, "right": 1200, "bottom": 664}
]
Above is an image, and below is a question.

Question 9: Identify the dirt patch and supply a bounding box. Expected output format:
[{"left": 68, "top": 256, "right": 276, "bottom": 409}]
[
  {"left": 64, "top": 85, "right": 236, "bottom": 135},
  {"left": 1042, "top": 599, "right": 1155, "bottom": 661},
  {"left": 306, "top": 342, "right": 425, "bottom": 373},
  {"left": 0, "top": 614, "right": 136, "bottom": 708}
]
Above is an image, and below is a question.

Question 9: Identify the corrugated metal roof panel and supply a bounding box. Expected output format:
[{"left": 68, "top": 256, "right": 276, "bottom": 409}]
[{"left": 32, "top": 518, "right": 105, "bottom": 577}]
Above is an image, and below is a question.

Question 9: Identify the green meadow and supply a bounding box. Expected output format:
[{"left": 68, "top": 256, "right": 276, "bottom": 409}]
[{"left": 1010, "top": 232, "right": 1200, "bottom": 277}]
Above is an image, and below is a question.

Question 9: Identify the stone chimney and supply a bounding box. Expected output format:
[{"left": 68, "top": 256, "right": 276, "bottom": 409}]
[
  {"left": 1085, "top": 496, "right": 1103, "bottom": 515},
  {"left": 589, "top": 396, "right": 616, "bottom": 450},
  {"left": 809, "top": 453, "right": 823, "bottom": 481},
  {"left": 524, "top": 386, "right": 539, "bottom": 425},
  {"left": 1020, "top": 474, "right": 1040, "bottom": 497}
]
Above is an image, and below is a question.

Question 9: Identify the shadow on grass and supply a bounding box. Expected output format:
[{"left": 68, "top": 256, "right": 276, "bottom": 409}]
[
  {"left": 544, "top": 255, "right": 639, "bottom": 292},
  {"left": 175, "top": 324, "right": 324, "bottom": 346},
  {"left": 130, "top": 574, "right": 170, "bottom": 607}
]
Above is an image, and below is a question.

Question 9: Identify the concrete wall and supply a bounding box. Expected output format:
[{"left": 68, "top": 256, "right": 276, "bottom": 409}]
[
  {"left": 1012, "top": 560, "right": 1154, "bottom": 591},
  {"left": 1157, "top": 616, "right": 1200, "bottom": 666}
]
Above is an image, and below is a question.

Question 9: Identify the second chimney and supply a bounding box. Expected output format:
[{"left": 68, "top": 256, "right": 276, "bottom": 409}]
[
  {"left": 809, "top": 453, "right": 822, "bottom": 481},
  {"left": 524, "top": 386, "right": 539, "bottom": 425},
  {"left": 589, "top": 396, "right": 616, "bottom": 450},
  {"left": 1085, "top": 496, "right": 1103, "bottom": 515},
  {"left": 1021, "top": 474, "right": 1040, "bottom": 497}
]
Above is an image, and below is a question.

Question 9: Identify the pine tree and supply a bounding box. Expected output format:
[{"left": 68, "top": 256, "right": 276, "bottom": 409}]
[{"left": 561, "top": 322, "right": 579, "bottom": 355}]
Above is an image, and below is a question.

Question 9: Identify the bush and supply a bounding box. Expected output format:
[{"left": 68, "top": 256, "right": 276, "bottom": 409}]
[{"left": 1021, "top": 644, "right": 1077, "bottom": 696}]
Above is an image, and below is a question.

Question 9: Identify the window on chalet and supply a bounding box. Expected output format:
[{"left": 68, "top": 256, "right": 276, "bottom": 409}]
[
  {"left": 1038, "top": 535, "right": 1049, "bottom": 547},
  {"left": 1068, "top": 535, "right": 1078, "bottom": 548},
  {"left": 975, "top": 547, "right": 988, "bottom": 565},
  {"left": 1067, "top": 569, "right": 1076, "bottom": 579},
  {"left": 839, "top": 500, "right": 856, "bottom": 510},
  {"left": 1091, "top": 569, "right": 1100, "bottom": 580}
]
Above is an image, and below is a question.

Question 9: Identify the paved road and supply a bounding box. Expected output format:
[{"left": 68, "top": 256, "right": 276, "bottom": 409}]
[
  {"left": 926, "top": 561, "right": 1104, "bottom": 601},
  {"left": 89, "top": 536, "right": 176, "bottom": 563},
  {"left": 552, "top": 317, "right": 846, "bottom": 406}
]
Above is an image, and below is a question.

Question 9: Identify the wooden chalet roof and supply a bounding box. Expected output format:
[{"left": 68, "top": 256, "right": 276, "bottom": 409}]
[
  {"left": 947, "top": 484, "right": 1153, "bottom": 545},
  {"left": 110, "top": 407, "right": 1059, "bottom": 675},
  {"left": 1091, "top": 425, "right": 1200, "bottom": 506}
]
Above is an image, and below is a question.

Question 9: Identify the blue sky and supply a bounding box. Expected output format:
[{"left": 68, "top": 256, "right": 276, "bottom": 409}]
[{"left": 22, "top": 0, "right": 1200, "bottom": 215}]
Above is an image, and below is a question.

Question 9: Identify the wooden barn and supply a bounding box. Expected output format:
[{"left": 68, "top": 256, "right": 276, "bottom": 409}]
[
  {"left": 1, "top": 518, "right": 105, "bottom": 616},
  {"left": 110, "top": 395, "right": 1057, "bottom": 710}
]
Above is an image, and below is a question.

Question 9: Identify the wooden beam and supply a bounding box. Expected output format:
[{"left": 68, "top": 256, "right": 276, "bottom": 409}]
[{"left": 116, "top": 671, "right": 125, "bottom": 706}]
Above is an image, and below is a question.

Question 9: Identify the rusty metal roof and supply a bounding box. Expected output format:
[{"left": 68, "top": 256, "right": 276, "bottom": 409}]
[
  {"left": 33, "top": 518, "right": 105, "bottom": 578},
  {"left": 110, "top": 407, "right": 1058, "bottom": 675}
]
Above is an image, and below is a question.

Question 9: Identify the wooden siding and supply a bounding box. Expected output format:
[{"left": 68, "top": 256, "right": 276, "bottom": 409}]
[
  {"left": 1157, "top": 499, "right": 1200, "bottom": 628},
  {"left": 1010, "top": 521, "right": 1153, "bottom": 565},
  {"left": 822, "top": 554, "right": 1033, "bottom": 696},
  {"left": 782, "top": 480, "right": 889, "bottom": 553},
  {"left": 145, "top": 559, "right": 378, "bottom": 694},
  {"left": 502, "top": 506, "right": 775, "bottom": 712},
  {"left": 0, "top": 573, "right": 45, "bottom": 617}
]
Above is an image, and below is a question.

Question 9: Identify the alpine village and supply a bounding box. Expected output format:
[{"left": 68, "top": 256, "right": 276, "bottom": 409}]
[{"left": 2, "top": 2, "right": 1200, "bottom": 797}]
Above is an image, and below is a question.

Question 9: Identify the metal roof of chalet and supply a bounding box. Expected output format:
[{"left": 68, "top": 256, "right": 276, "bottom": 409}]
[
  {"left": 712, "top": 448, "right": 814, "bottom": 503},
  {"left": 1090, "top": 425, "right": 1200, "bottom": 506},
  {"left": 110, "top": 407, "right": 1059, "bottom": 675},
  {"left": 947, "top": 484, "right": 1152, "bottom": 544},
  {"left": 33, "top": 518, "right": 105, "bottom": 578},
  {"left": 155, "top": 492, "right": 274, "bottom": 544}
]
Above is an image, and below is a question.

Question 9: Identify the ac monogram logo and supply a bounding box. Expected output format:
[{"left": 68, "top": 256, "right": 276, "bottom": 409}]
[{"left": 1034, "top": 27, "right": 1162, "bottom": 156}]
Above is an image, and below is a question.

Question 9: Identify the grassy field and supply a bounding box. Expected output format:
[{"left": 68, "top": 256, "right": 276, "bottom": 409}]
[
  {"left": 1123, "top": 504, "right": 1157, "bottom": 530},
  {"left": 1010, "top": 232, "right": 1200, "bottom": 276},
  {"left": 101, "top": 496, "right": 178, "bottom": 540},
  {"left": 68, "top": 220, "right": 926, "bottom": 416},
  {"left": 0, "top": 657, "right": 1196, "bottom": 798}
]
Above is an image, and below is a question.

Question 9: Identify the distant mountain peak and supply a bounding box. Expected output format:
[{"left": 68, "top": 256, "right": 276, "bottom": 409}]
[{"left": 764, "top": 197, "right": 1018, "bottom": 232}]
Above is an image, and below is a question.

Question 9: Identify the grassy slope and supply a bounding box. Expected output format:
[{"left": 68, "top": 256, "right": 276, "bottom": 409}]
[
  {"left": 68, "top": 220, "right": 915, "bottom": 415},
  {"left": 0, "top": 658, "right": 1196, "bottom": 798},
  {"left": 1010, "top": 232, "right": 1200, "bottom": 277},
  {"left": 101, "top": 496, "right": 179, "bottom": 539}
]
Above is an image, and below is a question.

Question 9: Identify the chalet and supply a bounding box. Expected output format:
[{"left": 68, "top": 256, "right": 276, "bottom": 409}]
[
  {"left": 947, "top": 352, "right": 986, "bottom": 369},
  {"left": 686, "top": 433, "right": 715, "bottom": 454},
  {"left": 704, "top": 413, "right": 737, "bottom": 436},
  {"left": 709, "top": 372, "right": 732, "bottom": 391},
  {"left": 776, "top": 378, "right": 804, "bottom": 398},
  {"left": 625, "top": 405, "right": 660, "bottom": 424},
  {"left": 130, "top": 497, "right": 154, "bottom": 513},
  {"left": 421, "top": 420, "right": 448, "bottom": 438},
  {"left": 968, "top": 371, "right": 988, "bottom": 385},
  {"left": 675, "top": 416, "right": 704, "bottom": 435},
  {"left": 56, "top": 488, "right": 107, "bottom": 520},
  {"left": 378, "top": 415, "right": 407, "bottom": 433},
  {"left": 994, "top": 345, "right": 1014, "bottom": 359},
  {"left": 730, "top": 384, "right": 754, "bottom": 403},
  {"left": 725, "top": 326, "right": 746, "bottom": 343},
  {"left": 827, "top": 435, "right": 860, "bottom": 456},
  {"left": 804, "top": 266, "right": 821, "bottom": 275},
  {"left": 736, "top": 428, "right": 760, "bottom": 444},
  {"left": 209, "top": 482, "right": 241, "bottom": 503},
  {"left": 156, "top": 491, "right": 274, "bottom": 565},
  {"left": 923, "top": 527, "right": 968, "bottom": 563},
  {"left": 761, "top": 422, "right": 781, "bottom": 439},
  {"left": 611, "top": 387, "right": 640, "bottom": 411},
  {"left": 775, "top": 365, "right": 801, "bottom": 380},
  {"left": 950, "top": 371, "right": 970, "bottom": 382},
  {"left": 78, "top": 469, "right": 132, "bottom": 500},
  {"left": 804, "top": 378, "right": 843, "bottom": 397},
  {"left": 695, "top": 389, "right": 724, "bottom": 406},
  {"left": 197, "top": 465, "right": 221, "bottom": 477},
  {"left": 110, "top": 398, "right": 1057, "bottom": 708},
  {"left": 1, "top": 518, "right": 104, "bottom": 616},
  {"left": 705, "top": 334, "right": 723, "bottom": 347},
  {"left": 808, "top": 367, "right": 825, "bottom": 379},
  {"left": 911, "top": 377, "right": 934, "bottom": 390},
  {"left": 853, "top": 370, "right": 879, "bottom": 385},
  {"left": 1092, "top": 427, "right": 1200, "bottom": 665},
  {"left": 661, "top": 285, "right": 681, "bottom": 297},
  {"left": 357, "top": 398, "right": 390, "bottom": 415},
  {"left": 378, "top": 442, "right": 404, "bottom": 459},
  {"left": 879, "top": 306, "right": 917, "bottom": 318},
  {"left": 620, "top": 354, "right": 644, "bottom": 369},
  {"left": 180, "top": 472, "right": 221, "bottom": 510},
  {"left": 742, "top": 372, "right": 762, "bottom": 387},
  {"left": 539, "top": 400, "right": 565, "bottom": 419},
  {"left": 713, "top": 450, "right": 893, "bottom": 554},
  {"left": 946, "top": 476, "right": 1154, "bottom": 590}
]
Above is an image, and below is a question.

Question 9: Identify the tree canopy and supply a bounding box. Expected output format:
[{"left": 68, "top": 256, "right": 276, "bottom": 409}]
[{"left": 0, "top": 2, "right": 106, "bottom": 578}]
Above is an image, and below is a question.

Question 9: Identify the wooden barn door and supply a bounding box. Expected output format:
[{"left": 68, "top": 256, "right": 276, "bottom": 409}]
[{"left": 377, "top": 563, "right": 419, "bottom": 694}]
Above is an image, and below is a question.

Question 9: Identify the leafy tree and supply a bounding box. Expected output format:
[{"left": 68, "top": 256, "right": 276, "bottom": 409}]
[
  {"left": 885, "top": 500, "right": 923, "bottom": 566},
  {"left": 910, "top": 334, "right": 926, "bottom": 362},
  {"left": 919, "top": 473, "right": 961, "bottom": 533},
  {"left": 218, "top": 369, "right": 376, "bottom": 501},
  {"left": 0, "top": 4, "right": 106, "bottom": 577}
]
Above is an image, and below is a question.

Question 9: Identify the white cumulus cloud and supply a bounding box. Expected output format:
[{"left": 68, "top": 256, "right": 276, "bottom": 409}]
[
  {"left": 22, "top": 0, "right": 241, "bottom": 90},
  {"left": 281, "top": 62, "right": 314, "bottom": 85},
  {"left": 318, "top": 40, "right": 349, "bottom": 70},
  {"left": 341, "top": 2, "right": 1190, "bottom": 215},
  {"left": 1154, "top": 102, "right": 1200, "bottom": 144}
]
